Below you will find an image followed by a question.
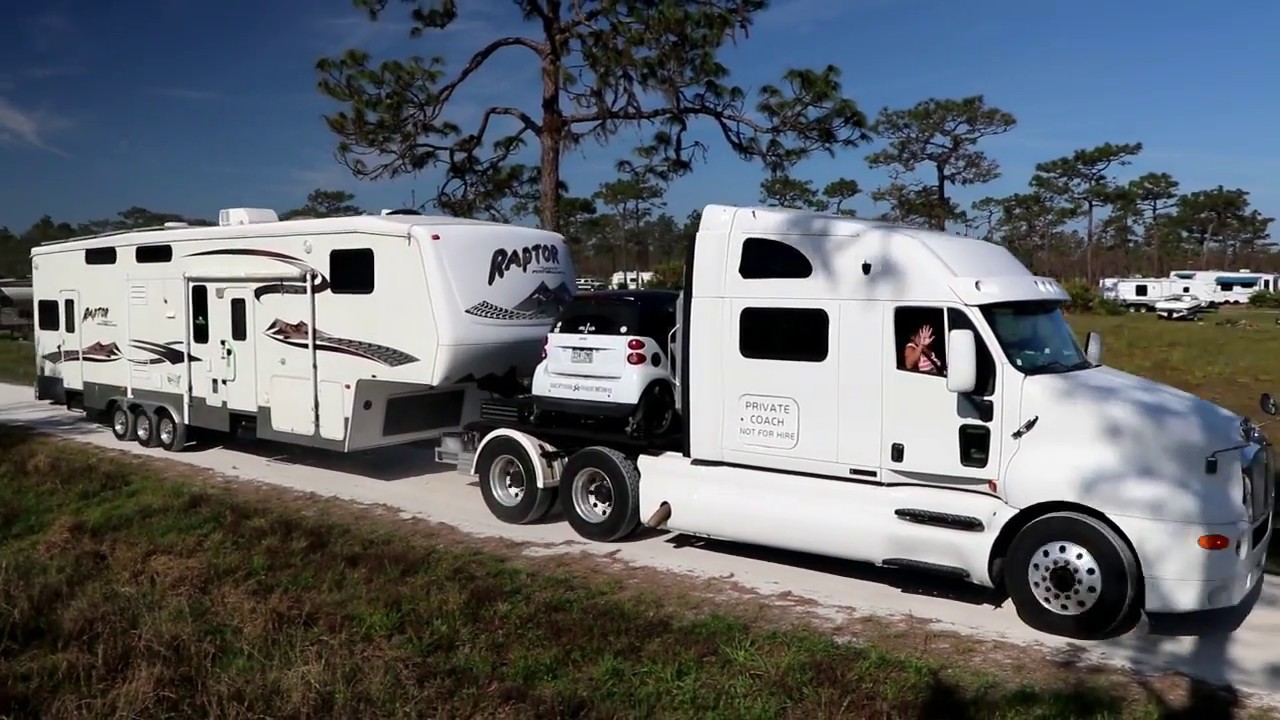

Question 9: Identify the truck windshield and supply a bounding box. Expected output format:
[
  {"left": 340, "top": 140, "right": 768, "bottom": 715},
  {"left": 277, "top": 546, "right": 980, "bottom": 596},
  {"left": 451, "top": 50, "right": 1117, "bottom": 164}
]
[{"left": 979, "top": 301, "right": 1092, "bottom": 375}]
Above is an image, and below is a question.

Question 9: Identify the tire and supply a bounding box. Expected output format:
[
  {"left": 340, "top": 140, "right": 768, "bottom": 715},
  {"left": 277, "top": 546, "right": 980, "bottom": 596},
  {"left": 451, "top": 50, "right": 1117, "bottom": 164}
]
[
  {"left": 559, "top": 446, "right": 642, "bottom": 542},
  {"left": 156, "top": 410, "right": 187, "bottom": 452},
  {"left": 109, "top": 404, "right": 136, "bottom": 442},
  {"left": 626, "top": 381, "right": 677, "bottom": 439},
  {"left": 1004, "top": 511, "right": 1141, "bottom": 640},
  {"left": 134, "top": 407, "right": 160, "bottom": 449},
  {"left": 475, "top": 435, "right": 557, "bottom": 524}
]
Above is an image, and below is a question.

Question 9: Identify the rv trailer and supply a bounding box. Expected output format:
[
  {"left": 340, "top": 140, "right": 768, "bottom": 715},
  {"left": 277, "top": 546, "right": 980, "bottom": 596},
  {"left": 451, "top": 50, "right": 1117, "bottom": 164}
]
[
  {"left": 30, "top": 208, "right": 576, "bottom": 452},
  {"left": 1098, "top": 275, "right": 1210, "bottom": 311},
  {"left": 441, "top": 204, "right": 1274, "bottom": 642},
  {"left": 1168, "top": 269, "right": 1280, "bottom": 304}
]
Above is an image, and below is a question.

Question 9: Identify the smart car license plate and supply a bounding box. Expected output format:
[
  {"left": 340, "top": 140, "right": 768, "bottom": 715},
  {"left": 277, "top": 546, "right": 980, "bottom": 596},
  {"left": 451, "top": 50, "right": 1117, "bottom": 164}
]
[{"left": 571, "top": 349, "right": 593, "bottom": 363}]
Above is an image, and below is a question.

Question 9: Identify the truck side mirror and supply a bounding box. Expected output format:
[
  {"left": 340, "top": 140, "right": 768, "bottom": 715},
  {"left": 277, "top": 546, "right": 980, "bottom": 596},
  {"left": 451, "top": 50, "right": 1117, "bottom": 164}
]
[
  {"left": 947, "top": 329, "right": 977, "bottom": 394},
  {"left": 1085, "top": 331, "right": 1103, "bottom": 365}
]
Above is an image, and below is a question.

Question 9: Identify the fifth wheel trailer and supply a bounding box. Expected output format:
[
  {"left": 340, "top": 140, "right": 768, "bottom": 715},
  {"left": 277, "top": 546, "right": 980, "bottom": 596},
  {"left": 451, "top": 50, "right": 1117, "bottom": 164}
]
[
  {"left": 29, "top": 207, "right": 575, "bottom": 452},
  {"left": 444, "top": 203, "right": 1275, "bottom": 642}
]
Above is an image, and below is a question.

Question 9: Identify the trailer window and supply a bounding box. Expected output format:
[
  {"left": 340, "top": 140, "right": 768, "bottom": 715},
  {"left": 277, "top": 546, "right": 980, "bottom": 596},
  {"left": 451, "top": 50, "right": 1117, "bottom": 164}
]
[
  {"left": 1134, "top": 284, "right": 1148, "bottom": 297},
  {"left": 191, "top": 285, "right": 209, "bottom": 344},
  {"left": 330, "top": 248, "right": 375, "bottom": 294},
  {"left": 738, "top": 307, "right": 828, "bottom": 362},
  {"left": 63, "top": 298, "right": 76, "bottom": 334},
  {"left": 37, "top": 300, "right": 59, "bottom": 331},
  {"left": 738, "top": 237, "right": 813, "bottom": 280},
  {"left": 895, "top": 306, "right": 947, "bottom": 377},
  {"left": 85, "top": 247, "right": 117, "bottom": 265},
  {"left": 135, "top": 244, "right": 173, "bottom": 263},
  {"left": 231, "top": 298, "right": 247, "bottom": 341}
]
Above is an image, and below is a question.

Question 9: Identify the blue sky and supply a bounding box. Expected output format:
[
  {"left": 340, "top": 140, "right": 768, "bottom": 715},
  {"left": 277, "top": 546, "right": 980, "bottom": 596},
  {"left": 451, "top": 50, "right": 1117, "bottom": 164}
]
[{"left": 1, "top": 0, "right": 1277, "bottom": 232}]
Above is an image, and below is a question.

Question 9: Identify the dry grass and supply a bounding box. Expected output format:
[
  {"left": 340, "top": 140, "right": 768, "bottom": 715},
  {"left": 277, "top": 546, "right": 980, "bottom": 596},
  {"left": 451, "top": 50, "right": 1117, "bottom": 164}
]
[{"left": 3, "top": 428, "right": 1272, "bottom": 719}]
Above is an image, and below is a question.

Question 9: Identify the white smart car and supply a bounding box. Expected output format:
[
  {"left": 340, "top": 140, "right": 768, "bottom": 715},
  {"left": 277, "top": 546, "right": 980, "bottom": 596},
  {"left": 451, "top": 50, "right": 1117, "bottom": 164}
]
[{"left": 530, "top": 289, "right": 680, "bottom": 440}]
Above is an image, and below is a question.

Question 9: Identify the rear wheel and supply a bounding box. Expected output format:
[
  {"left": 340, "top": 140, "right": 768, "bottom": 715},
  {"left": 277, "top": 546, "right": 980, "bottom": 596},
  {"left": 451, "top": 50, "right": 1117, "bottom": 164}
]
[
  {"left": 1005, "top": 511, "right": 1141, "bottom": 640},
  {"left": 156, "top": 410, "right": 187, "bottom": 452},
  {"left": 476, "top": 436, "right": 557, "bottom": 524},
  {"left": 560, "top": 446, "right": 642, "bottom": 542}
]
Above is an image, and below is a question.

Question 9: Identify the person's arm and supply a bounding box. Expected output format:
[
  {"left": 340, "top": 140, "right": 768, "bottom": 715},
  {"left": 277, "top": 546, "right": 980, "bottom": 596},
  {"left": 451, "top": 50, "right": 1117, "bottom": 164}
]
[{"left": 903, "top": 341, "right": 921, "bottom": 370}]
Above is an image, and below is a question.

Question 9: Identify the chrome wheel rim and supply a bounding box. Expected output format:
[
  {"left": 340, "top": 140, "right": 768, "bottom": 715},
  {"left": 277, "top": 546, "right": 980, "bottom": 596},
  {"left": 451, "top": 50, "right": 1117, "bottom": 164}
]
[{"left": 1028, "top": 541, "right": 1101, "bottom": 615}]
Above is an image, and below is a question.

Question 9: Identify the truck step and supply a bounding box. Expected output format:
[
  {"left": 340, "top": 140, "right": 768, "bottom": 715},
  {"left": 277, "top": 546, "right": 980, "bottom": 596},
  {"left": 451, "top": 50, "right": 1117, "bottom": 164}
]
[
  {"left": 880, "top": 558, "right": 970, "bottom": 580},
  {"left": 894, "top": 507, "right": 985, "bottom": 531}
]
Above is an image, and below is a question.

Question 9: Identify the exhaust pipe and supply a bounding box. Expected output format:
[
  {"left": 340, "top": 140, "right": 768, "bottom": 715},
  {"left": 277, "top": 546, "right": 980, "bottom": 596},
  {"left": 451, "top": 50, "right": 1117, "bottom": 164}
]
[{"left": 644, "top": 501, "right": 671, "bottom": 529}]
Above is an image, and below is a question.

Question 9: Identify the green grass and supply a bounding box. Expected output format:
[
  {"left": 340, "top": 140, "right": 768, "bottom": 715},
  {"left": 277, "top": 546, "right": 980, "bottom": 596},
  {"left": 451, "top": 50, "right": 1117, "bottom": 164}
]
[{"left": 0, "top": 428, "right": 1259, "bottom": 718}]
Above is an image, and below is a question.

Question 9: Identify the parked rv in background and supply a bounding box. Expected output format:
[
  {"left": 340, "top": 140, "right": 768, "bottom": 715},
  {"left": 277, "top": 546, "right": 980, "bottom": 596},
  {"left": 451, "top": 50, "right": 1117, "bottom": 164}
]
[
  {"left": 29, "top": 207, "right": 576, "bottom": 453},
  {"left": 1098, "top": 276, "right": 1209, "bottom": 311},
  {"left": 610, "top": 270, "right": 653, "bottom": 289},
  {"left": 1167, "top": 269, "right": 1280, "bottom": 304}
]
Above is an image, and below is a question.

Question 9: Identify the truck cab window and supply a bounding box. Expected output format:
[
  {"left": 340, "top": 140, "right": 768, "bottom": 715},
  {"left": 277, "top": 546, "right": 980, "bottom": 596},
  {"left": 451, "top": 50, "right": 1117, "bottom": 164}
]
[
  {"left": 894, "top": 306, "right": 947, "bottom": 376},
  {"left": 738, "top": 237, "right": 813, "bottom": 279},
  {"left": 980, "top": 301, "right": 1089, "bottom": 375}
]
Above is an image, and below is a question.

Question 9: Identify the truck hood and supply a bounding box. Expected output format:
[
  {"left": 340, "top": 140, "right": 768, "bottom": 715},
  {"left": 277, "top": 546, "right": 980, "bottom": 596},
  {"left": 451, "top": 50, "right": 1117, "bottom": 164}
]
[{"left": 1006, "top": 365, "right": 1247, "bottom": 524}]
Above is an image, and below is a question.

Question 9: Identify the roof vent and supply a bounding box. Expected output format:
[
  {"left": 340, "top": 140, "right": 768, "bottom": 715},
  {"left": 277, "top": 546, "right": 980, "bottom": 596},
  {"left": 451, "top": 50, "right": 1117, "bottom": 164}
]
[
  {"left": 218, "top": 208, "right": 279, "bottom": 227},
  {"left": 163, "top": 221, "right": 190, "bottom": 229}
]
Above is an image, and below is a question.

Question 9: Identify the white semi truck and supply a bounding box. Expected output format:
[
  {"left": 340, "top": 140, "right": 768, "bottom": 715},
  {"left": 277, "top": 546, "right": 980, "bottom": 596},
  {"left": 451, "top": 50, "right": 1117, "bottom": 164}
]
[{"left": 441, "top": 204, "right": 1275, "bottom": 642}]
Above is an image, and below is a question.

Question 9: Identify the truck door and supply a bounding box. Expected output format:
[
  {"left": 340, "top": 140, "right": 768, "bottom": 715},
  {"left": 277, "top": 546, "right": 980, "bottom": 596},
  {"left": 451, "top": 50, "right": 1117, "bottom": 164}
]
[
  {"left": 880, "top": 303, "right": 1002, "bottom": 491},
  {"left": 58, "top": 290, "right": 82, "bottom": 390}
]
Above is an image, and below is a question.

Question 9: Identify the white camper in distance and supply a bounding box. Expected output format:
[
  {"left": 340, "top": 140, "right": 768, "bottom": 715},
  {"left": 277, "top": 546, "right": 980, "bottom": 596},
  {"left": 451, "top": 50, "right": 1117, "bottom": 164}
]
[
  {"left": 31, "top": 208, "right": 575, "bottom": 452},
  {"left": 449, "top": 204, "right": 1274, "bottom": 642}
]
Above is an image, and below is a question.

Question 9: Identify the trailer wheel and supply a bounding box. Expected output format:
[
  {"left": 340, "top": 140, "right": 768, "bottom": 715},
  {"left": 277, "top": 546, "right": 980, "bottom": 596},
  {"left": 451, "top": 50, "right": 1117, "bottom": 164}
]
[
  {"left": 155, "top": 410, "right": 187, "bottom": 452},
  {"left": 1004, "top": 511, "right": 1141, "bottom": 640},
  {"left": 134, "top": 407, "right": 160, "bottom": 449},
  {"left": 560, "top": 446, "right": 641, "bottom": 542},
  {"left": 476, "top": 436, "right": 556, "bottom": 524},
  {"left": 109, "top": 404, "right": 136, "bottom": 442}
]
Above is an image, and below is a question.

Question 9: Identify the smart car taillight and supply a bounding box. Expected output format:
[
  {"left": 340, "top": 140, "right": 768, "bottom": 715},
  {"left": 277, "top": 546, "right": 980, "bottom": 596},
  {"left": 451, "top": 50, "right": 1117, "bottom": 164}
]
[
  {"left": 627, "top": 338, "right": 645, "bottom": 350},
  {"left": 627, "top": 352, "right": 646, "bottom": 365}
]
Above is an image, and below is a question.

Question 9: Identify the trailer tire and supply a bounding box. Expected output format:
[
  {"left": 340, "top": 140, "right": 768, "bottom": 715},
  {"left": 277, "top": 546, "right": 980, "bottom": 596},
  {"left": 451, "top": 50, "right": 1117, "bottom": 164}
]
[
  {"left": 560, "top": 446, "right": 641, "bottom": 543},
  {"left": 476, "top": 436, "right": 556, "bottom": 525},
  {"left": 134, "top": 407, "right": 160, "bottom": 449},
  {"left": 109, "top": 403, "right": 136, "bottom": 442},
  {"left": 155, "top": 409, "right": 187, "bottom": 452},
  {"left": 1004, "top": 511, "right": 1141, "bottom": 640}
]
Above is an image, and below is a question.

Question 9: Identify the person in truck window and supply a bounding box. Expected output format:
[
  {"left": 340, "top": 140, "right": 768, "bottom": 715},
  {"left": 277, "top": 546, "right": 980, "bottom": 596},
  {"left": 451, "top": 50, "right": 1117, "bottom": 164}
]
[{"left": 903, "top": 323, "right": 945, "bottom": 376}]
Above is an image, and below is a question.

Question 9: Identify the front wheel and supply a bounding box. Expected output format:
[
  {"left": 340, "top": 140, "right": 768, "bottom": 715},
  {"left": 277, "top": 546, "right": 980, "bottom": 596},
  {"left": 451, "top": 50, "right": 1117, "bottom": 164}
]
[
  {"left": 1005, "top": 511, "right": 1142, "bottom": 640},
  {"left": 559, "top": 446, "right": 642, "bottom": 542}
]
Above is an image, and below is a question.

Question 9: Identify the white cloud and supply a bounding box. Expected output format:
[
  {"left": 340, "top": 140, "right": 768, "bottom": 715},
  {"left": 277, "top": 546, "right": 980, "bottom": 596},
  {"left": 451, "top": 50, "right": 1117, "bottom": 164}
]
[{"left": 0, "top": 96, "right": 69, "bottom": 156}]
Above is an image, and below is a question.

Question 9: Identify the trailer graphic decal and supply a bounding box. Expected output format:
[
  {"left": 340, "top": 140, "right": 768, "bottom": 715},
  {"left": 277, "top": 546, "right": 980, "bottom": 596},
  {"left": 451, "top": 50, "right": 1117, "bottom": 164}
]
[
  {"left": 263, "top": 319, "right": 419, "bottom": 367},
  {"left": 464, "top": 280, "right": 574, "bottom": 321},
  {"left": 184, "top": 248, "right": 329, "bottom": 300},
  {"left": 40, "top": 340, "right": 200, "bottom": 365}
]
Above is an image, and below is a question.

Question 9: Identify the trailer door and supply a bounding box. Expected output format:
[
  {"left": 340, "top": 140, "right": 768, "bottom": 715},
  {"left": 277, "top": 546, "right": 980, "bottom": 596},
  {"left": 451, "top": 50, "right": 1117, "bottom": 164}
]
[
  {"left": 213, "top": 286, "right": 258, "bottom": 414},
  {"left": 58, "top": 290, "right": 82, "bottom": 390}
]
